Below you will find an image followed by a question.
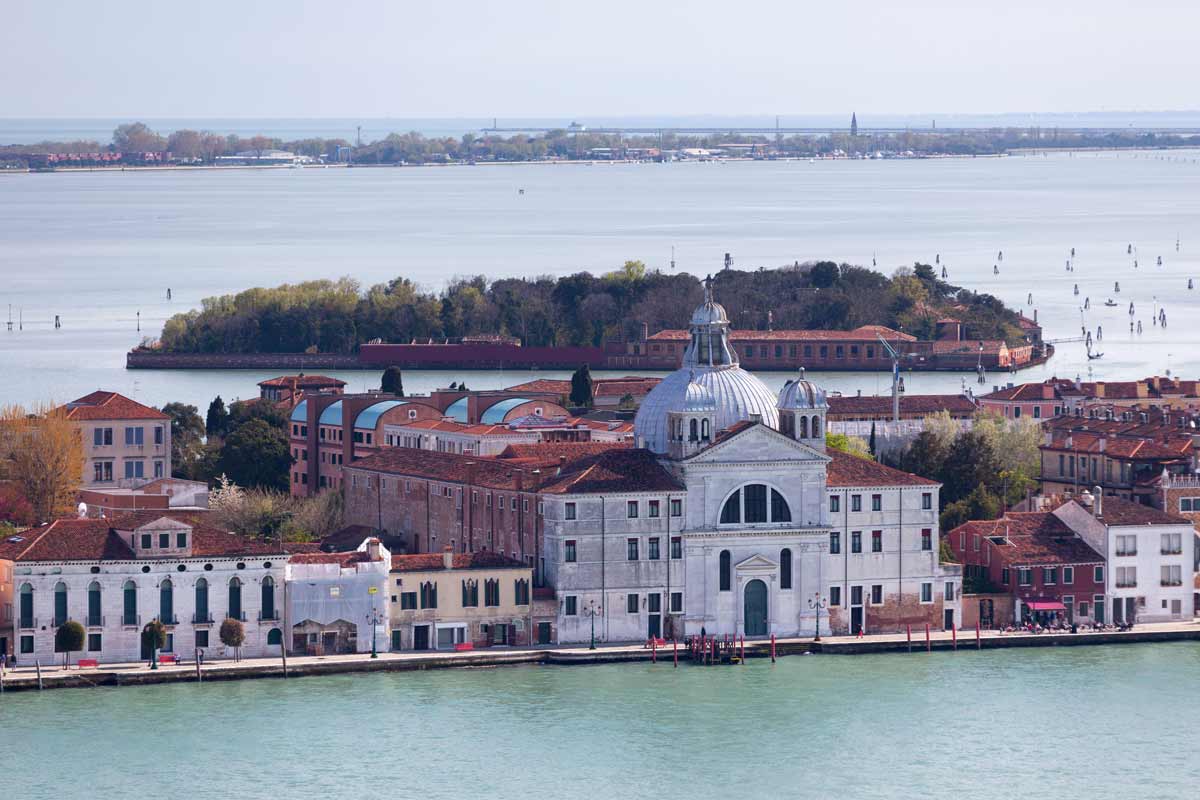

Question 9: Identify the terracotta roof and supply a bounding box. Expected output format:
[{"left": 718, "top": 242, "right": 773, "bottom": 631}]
[
  {"left": 539, "top": 448, "right": 683, "bottom": 495},
  {"left": 390, "top": 551, "right": 528, "bottom": 572},
  {"left": 1041, "top": 431, "right": 1191, "bottom": 460},
  {"left": 1089, "top": 496, "right": 1191, "bottom": 526},
  {"left": 503, "top": 379, "right": 571, "bottom": 394},
  {"left": 61, "top": 391, "right": 169, "bottom": 421},
  {"left": 827, "top": 394, "right": 977, "bottom": 416},
  {"left": 5, "top": 511, "right": 282, "bottom": 562},
  {"left": 496, "top": 441, "right": 630, "bottom": 467},
  {"left": 952, "top": 513, "right": 1104, "bottom": 566},
  {"left": 825, "top": 450, "right": 939, "bottom": 488},
  {"left": 258, "top": 374, "right": 347, "bottom": 388},
  {"left": 347, "top": 448, "right": 539, "bottom": 491},
  {"left": 289, "top": 549, "right": 380, "bottom": 566},
  {"left": 647, "top": 325, "right": 916, "bottom": 343}
]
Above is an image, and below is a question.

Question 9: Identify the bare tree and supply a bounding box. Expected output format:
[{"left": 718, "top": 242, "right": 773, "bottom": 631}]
[{"left": 0, "top": 403, "right": 86, "bottom": 522}]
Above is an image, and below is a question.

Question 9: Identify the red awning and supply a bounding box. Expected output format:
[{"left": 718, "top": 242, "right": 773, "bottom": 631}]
[{"left": 1026, "top": 601, "right": 1066, "bottom": 611}]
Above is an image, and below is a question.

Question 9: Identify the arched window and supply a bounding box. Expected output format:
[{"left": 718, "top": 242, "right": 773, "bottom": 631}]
[
  {"left": 159, "top": 578, "right": 174, "bottom": 624},
  {"left": 228, "top": 577, "right": 243, "bottom": 621},
  {"left": 701, "top": 419, "right": 710, "bottom": 440},
  {"left": 720, "top": 490, "right": 742, "bottom": 524},
  {"left": 812, "top": 416, "right": 821, "bottom": 438},
  {"left": 123, "top": 580, "right": 137, "bottom": 626},
  {"left": 194, "top": 578, "right": 209, "bottom": 623},
  {"left": 720, "top": 485, "right": 792, "bottom": 525},
  {"left": 261, "top": 576, "right": 276, "bottom": 621},
  {"left": 719, "top": 550, "right": 731, "bottom": 591},
  {"left": 19, "top": 583, "right": 33, "bottom": 628},
  {"left": 689, "top": 419, "right": 698, "bottom": 441},
  {"left": 780, "top": 414, "right": 794, "bottom": 437},
  {"left": 800, "top": 416, "right": 809, "bottom": 438},
  {"left": 780, "top": 549, "right": 792, "bottom": 590},
  {"left": 54, "top": 581, "right": 68, "bottom": 626},
  {"left": 87, "top": 581, "right": 102, "bottom": 626},
  {"left": 267, "top": 628, "right": 283, "bottom": 646}
]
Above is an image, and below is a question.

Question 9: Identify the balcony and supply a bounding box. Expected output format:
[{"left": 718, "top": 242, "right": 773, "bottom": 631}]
[
  {"left": 159, "top": 615, "right": 179, "bottom": 625},
  {"left": 1161, "top": 579, "right": 1183, "bottom": 587},
  {"left": 87, "top": 615, "right": 105, "bottom": 628},
  {"left": 258, "top": 610, "right": 280, "bottom": 622},
  {"left": 193, "top": 612, "right": 214, "bottom": 624},
  {"left": 1115, "top": 550, "right": 1137, "bottom": 557},
  {"left": 1161, "top": 548, "right": 1183, "bottom": 555},
  {"left": 1115, "top": 581, "right": 1138, "bottom": 588},
  {"left": 121, "top": 614, "right": 140, "bottom": 628},
  {"left": 19, "top": 617, "right": 36, "bottom": 630}
]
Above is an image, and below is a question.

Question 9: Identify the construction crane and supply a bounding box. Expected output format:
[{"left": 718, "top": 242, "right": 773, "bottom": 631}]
[{"left": 876, "top": 334, "right": 906, "bottom": 422}]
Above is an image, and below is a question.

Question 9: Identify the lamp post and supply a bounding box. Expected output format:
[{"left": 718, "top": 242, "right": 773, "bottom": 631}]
[
  {"left": 808, "top": 592, "right": 829, "bottom": 642},
  {"left": 365, "top": 605, "right": 385, "bottom": 659},
  {"left": 586, "top": 600, "right": 602, "bottom": 650}
]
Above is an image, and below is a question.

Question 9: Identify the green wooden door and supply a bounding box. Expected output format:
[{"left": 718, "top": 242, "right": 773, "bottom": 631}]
[{"left": 744, "top": 579, "right": 768, "bottom": 636}]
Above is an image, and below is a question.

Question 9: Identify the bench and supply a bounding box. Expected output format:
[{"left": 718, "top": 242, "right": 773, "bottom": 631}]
[
  {"left": 158, "top": 653, "right": 178, "bottom": 665},
  {"left": 454, "top": 642, "right": 474, "bottom": 652},
  {"left": 77, "top": 659, "right": 99, "bottom": 669}
]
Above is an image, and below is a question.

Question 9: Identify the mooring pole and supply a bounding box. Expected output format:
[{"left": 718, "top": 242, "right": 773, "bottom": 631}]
[
  {"left": 36, "top": 660, "right": 43, "bottom": 690},
  {"left": 925, "top": 623, "right": 931, "bottom": 653},
  {"left": 673, "top": 638, "right": 678, "bottom": 668},
  {"left": 651, "top": 637, "right": 656, "bottom": 664},
  {"left": 976, "top": 621, "right": 982, "bottom": 650},
  {"left": 952, "top": 623, "right": 957, "bottom": 651},
  {"left": 906, "top": 623, "right": 912, "bottom": 653},
  {"left": 770, "top": 633, "right": 776, "bottom": 663}
]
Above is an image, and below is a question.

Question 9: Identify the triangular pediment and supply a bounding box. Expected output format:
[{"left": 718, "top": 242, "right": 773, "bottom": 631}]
[
  {"left": 685, "top": 422, "right": 831, "bottom": 465},
  {"left": 130, "top": 517, "right": 193, "bottom": 533},
  {"left": 735, "top": 553, "right": 778, "bottom": 571}
]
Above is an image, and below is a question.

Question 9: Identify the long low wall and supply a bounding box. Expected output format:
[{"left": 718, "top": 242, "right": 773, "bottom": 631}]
[{"left": 126, "top": 352, "right": 365, "bottom": 370}]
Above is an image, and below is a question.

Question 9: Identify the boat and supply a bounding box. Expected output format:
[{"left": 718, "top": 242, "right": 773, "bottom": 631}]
[
  {"left": 1084, "top": 297, "right": 1090, "bottom": 309},
  {"left": 1128, "top": 243, "right": 1133, "bottom": 254},
  {"left": 941, "top": 266, "right": 947, "bottom": 278},
  {"left": 1104, "top": 299, "right": 1118, "bottom": 307},
  {"left": 1071, "top": 247, "right": 1076, "bottom": 258},
  {"left": 1088, "top": 351, "right": 1104, "bottom": 360},
  {"left": 1027, "top": 293, "right": 1033, "bottom": 305},
  {"left": 1189, "top": 278, "right": 1193, "bottom": 290},
  {"left": 1129, "top": 302, "right": 1135, "bottom": 315},
  {"left": 997, "top": 250, "right": 1003, "bottom": 261},
  {"left": 1157, "top": 256, "right": 1163, "bottom": 266},
  {"left": 993, "top": 264, "right": 999, "bottom": 275}
]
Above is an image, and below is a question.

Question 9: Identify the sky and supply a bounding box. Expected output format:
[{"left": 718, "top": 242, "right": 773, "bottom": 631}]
[{"left": 4, "top": 0, "right": 1199, "bottom": 119}]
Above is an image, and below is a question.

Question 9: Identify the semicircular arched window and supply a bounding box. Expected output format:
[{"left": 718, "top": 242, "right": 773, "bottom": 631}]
[{"left": 720, "top": 485, "right": 792, "bottom": 525}]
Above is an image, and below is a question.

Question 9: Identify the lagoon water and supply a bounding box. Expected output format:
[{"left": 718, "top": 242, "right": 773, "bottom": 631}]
[
  {"left": 2, "top": 150, "right": 1200, "bottom": 409},
  {"left": 3, "top": 643, "right": 1199, "bottom": 799}
]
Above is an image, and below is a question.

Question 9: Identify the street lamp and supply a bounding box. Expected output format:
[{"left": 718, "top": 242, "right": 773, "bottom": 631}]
[
  {"left": 586, "top": 599, "right": 602, "bottom": 650},
  {"left": 365, "top": 607, "right": 385, "bottom": 659},
  {"left": 808, "top": 592, "right": 829, "bottom": 642}
]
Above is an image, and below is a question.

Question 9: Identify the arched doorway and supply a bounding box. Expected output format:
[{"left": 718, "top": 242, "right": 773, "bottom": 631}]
[{"left": 744, "top": 579, "right": 768, "bottom": 636}]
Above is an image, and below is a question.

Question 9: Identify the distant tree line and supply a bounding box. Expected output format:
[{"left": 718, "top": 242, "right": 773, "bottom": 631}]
[{"left": 153, "top": 261, "right": 1031, "bottom": 355}]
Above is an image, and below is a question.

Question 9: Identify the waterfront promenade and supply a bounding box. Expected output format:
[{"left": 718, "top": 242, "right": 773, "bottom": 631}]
[{"left": 4, "top": 620, "right": 1197, "bottom": 693}]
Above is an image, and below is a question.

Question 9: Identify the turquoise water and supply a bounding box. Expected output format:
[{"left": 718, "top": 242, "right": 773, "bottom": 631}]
[
  {"left": 3, "top": 643, "right": 1198, "bottom": 799},
  {"left": 3, "top": 151, "right": 1200, "bottom": 408}
]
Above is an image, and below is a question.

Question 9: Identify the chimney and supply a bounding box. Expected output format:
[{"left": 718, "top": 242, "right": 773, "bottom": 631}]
[
  {"left": 1033, "top": 309, "right": 1038, "bottom": 323},
  {"left": 443, "top": 545, "right": 454, "bottom": 569},
  {"left": 1093, "top": 486, "right": 1103, "bottom": 517},
  {"left": 1079, "top": 489, "right": 1094, "bottom": 510},
  {"left": 366, "top": 537, "right": 382, "bottom": 561}
]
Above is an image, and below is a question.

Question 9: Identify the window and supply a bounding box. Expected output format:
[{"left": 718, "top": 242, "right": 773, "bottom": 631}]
[
  {"left": 921, "top": 492, "right": 932, "bottom": 510},
  {"left": 565, "top": 540, "right": 577, "bottom": 563},
  {"left": 194, "top": 578, "right": 209, "bottom": 622},
  {"left": 87, "top": 633, "right": 102, "bottom": 652},
  {"left": 780, "top": 549, "right": 792, "bottom": 589},
  {"left": 1094, "top": 566, "right": 1104, "bottom": 583},
  {"left": 267, "top": 628, "right": 282, "bottom": 646},
  {"left": 1161, "top": 565, "right": 1182, "bottom": 586},
  {"left": 154, "top": 426, "right": 164, "bottom": 445},
  {"left": 829, "top": 532, "right": 841, "bottom": 554},
  {"left": 851, "top": 531, "right": 862, "bottom": 554},
  {"left": 400, "top": 592, "right": 417, "bottom": 610},
  {"left": 20, "top": 635, "right": 34, "bottom": 654},
  {"left": 1043, "top": 568, "right": 1057, "bottom": 585},
  {"left": 1078, "top": 602, "right": 1089, "bottom": 618},
  {"left": 627, "top": 501, "right": 638, "bottom": 519},
  {"left": 124, "top": 461, "right": 145, "bottom": 480},
  {"left": 670, "top": 499, "right": 682, "bottom": 517},
  {"left": 420, "top": 581, "right": 438, "bottom": 609},
  {"left": 484, "top": 579, "right": 500, "bottom": 607},
  {"left": 565, "top": 596, "right": 578, "bottom": 616},
  {"left": 721, "top": 484, "right": 791, "bottom": 525},
  {"left": 870, "top": 584, "right": 882, "bottom": 604},
  {"left": 921, "top": 529, "right": 932, "bottom": 551},
  {"left": 1115, "top": 566, "right": 1136, "bottom": 588},
  {"left": 87, "top": 581, "right": 102, "bottom": 626},
  {"left": 648, "top": 538, "right": 660, "bottom": 560},
  {"left": 627, "top": 539, "right": 639, "bottom": 561},
  {"left": 122, "top": 580, "right": 137, "bottom": 625},
  {"left": 627, "top": 593, "right": 639, "bottom": 614},
  {"left": 851, "top": 495, "right": 862, "bottom": 512},
  {"left": 125, "top": 426, "right": 144, "bottom": 446},
  {"left": 671, "top": 537, "right": 682, "bottom": 559},
  {"left": 871, "top": 531, "right": 882, "bottom": 553},
  {"left": 719, "top": 550, "right": 731, "bottom": 591},
  {"left": 514, "top": 579, "right": 530, "bottom": 606},
  {"left": 920, "top": 583, "right": 933, "bottom": 603},
  {"left": 1001, "top": 568, "right": 1010, "bottom": 585},
  {"left": 829, "top": 586, "right": 841, "bottom": 606},
  {"left": 1115, "top": 535, "right": 1137, "bottom": 556},
  {"left": 830, "top": 495, "right": 840, "bottom": 513},
  {"left": 850, "top": 586, "right": 863, "bottom": 606},
  {"left": 54, "top": 581, "right": 68, "bottom": 626},
  {"left": 94, "top": 427, "right": 113, "bottom": 446},
  {"left": 196, "top": 630, "right": 209, "bottom": 648},
  {"left": 228, "top": 577, "right": 243, "bottom": 619},
  {"left": 1017, "top": 568, "right": 1032, "bottom": 586},
  {"left": 648, "top": 500, "right": 660, "bottom": 518},
  {"left": 1059, "top": 567, "right": 1073, "bottom": 585},
  {"left": 871, "top": 494, "right": 882, "bottom": 512},
  {"left": 158, "top": 533, "right": 169, "bottom": 548},
  {"left": 159, "top": 578, "right": 174, "bottom": 624},
  {"left": 1161, "top": 533, "right": 1182, "bottom": 554},
  {"left": 565, "top": 502, "right": 576, "bottom": 520},
  {"left": 944, "top": 582, "right": 955, "bottom": 601},
  {"left": 670, "top": 592, "right": 683, "bottom": 613}
]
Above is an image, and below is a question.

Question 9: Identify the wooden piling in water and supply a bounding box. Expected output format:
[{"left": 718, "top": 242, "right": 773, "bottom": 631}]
[{"left": 925, "top": 624, "right": 931, "bottom": 653}]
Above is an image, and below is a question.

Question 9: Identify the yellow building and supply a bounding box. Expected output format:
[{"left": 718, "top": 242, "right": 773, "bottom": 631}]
[{"left": 389, "top": 549, "right": 552, "bottom": 649}]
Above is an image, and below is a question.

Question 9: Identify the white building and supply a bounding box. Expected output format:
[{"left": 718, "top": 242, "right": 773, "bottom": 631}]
[
  {"left": 285, "top": 538, "right": 390, "bottom": 655},
  {"left": 1054, "top": 492, "right": 1196, "bottom": 623},
  {"left": 541, "top": 281, "right": 959, "bottom": 643},
  {"left": 4, "top": 512, "right": 288, "bottom": 664}
]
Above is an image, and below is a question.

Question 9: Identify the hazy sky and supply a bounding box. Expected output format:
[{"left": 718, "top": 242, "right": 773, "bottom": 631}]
[{"left": 4, "top": 0, "right": 1199, "bottom": 118}]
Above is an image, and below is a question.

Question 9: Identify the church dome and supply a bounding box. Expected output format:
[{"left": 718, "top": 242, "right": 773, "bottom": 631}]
[
  {"left": 778, "top": 370, "right": 828, "bottom": 410},
  {"left": 634, "top": 275, "right": 779, "bottom": 454}
]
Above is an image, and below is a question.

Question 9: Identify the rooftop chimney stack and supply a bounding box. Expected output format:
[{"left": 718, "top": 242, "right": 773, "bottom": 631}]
[
  {"left": 443, "top": 546, "right": 454, "bottom": 569},
  {"left": 1093, "top": 486, "right": 1103, "bottom": 517}
]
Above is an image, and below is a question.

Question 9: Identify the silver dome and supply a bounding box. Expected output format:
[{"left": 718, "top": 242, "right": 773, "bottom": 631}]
[
  {"left": 635, "top": 366, "right": 781, "bottom": 454},
  {"left": 778, "top": 371, "right": 829, "bottom": 410},
  {"left": 690, "top": 300, "right": 729, "bottom": 327},
  {"left": 683, "top": 377, "right": 717, "bottom": 411}
]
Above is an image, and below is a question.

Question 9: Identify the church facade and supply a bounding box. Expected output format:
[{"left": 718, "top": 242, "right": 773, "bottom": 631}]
[{"left": 544, "top": 281, "right": 960, "bottom": 643}]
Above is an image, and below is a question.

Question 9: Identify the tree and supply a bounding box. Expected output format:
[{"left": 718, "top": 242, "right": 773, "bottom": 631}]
[
  {"left": 0, "top": 403, "right": 86, "bottom": 522},
  {"left": 166, "top": 129, "right": 204, "bottom": 160},
  {"left": 162, "top": 402, "right": 205, "bottom": 479},
  {"left": 210, "top": 475, "right": 293, "bottom": 539},
  {"left": 112, "top": 122, "right": 166, "bottom": 152},
  {"left": 141, "top": 619, "right": 167, "bottom": 666},
  {"left": 569, "top": 364, "right": 594, "bottom": 408},
  {"left": 217, "top": 419, "right": 292, "bottom": 491},
  {"left": 940, "top": 483, "right": 1002, "bottom": 532},
  {"left": 285, "top": 488, "right": 344, "bottom": 542},
  {"left": 206, "top": 396, "right": 230, "bottom": 439},
  {"left": 868, "top": 422, "right": 877, "bottom": 457},
  {"left": 220, "top": 617, "right": 246, "bottom": 661},
  {"left": 55, "top": 620, "right": 85, "bottom": 668},
  {"left": 381, "top": 366, "right": 405, "bottom": 396},
  {"left": 826, "top": 433, "right": 871, "bottom": 458},
  {"left": 0, "top": 483, "right": 36, "bottom": 526}
]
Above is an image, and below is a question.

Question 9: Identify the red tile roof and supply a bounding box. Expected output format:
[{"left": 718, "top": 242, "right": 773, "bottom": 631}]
[
  {"left": 390, "top": 551, "right": 528, "bottom": 572},
  {"left": 539, "top": 448, "right": 683, "bottom": 495},
  {"left": 827, "top": 394, "right": 977, "bottom": 417},
  {"left": 258, "top": 374, "right": 347, "bottom": 388},
  {"left": 825, "top": 450, "right": 939, "bottom": 488},
  {"left": 289, "top": 550, "right": 380, "bottom": 566},
  {"left": 347, "top": 448, "right": 540, "bottom": 491},
  {"left": 1088, "top": 496, "right": 1190, "bottom": 526},
  {"left": 952, "top": 513, "right": 1104, "bottom": 565},
  {"left": 496, "top": 441, "right": 630, "bottom": 467},
  {"left": 61, "top": 391, "right": 169, "bottom": 421},
  {"left": 1040, "top": 430, "right": 1191, "bottom": 460}
]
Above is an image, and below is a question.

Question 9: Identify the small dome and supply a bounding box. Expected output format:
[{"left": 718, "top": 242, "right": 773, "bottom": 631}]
[
  {"left": 690, "top": 300, "right": 729, "bottom": 327},
  {"left": 778, "top": 371, "right": 828, "bottom": 410},
  {"left": 683, "top": 377, "right": 717, "bottom": 411}
]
